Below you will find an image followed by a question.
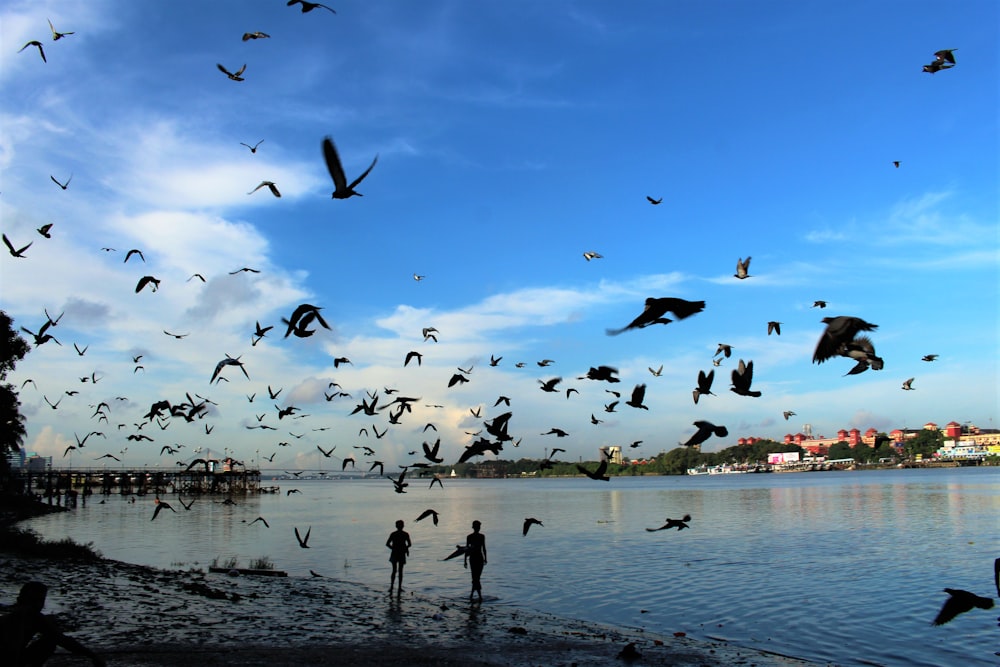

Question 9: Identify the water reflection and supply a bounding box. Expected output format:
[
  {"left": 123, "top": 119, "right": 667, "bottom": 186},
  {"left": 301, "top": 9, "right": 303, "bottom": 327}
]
[{"left": 23, "top": 468, "right": 1000, "bottom": 667}]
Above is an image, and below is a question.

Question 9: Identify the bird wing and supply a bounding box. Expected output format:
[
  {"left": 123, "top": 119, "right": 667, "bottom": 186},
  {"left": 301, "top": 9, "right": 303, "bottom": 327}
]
[{"left": 322, "top": 137, "right": 348, "bottom": 192}]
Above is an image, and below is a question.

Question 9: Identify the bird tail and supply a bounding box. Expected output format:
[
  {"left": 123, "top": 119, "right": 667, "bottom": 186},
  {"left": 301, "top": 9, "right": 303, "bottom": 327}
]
[
  {"left": 673, "top": 300, "right": 706, "bottom": 320},
  {"left": 605, "top": 327, "right": 626, "bottom": 336}
]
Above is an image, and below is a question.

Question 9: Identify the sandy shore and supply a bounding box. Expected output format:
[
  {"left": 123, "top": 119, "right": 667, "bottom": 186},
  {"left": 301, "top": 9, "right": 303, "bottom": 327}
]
[{"left": 0, "top": 551, "right": 826, "bottom": 667}]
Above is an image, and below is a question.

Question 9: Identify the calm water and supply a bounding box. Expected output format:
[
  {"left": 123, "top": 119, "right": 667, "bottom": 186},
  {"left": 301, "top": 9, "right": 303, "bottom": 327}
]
[{"left": 25, "top": 467, "right": 1000, "bottom": 666}]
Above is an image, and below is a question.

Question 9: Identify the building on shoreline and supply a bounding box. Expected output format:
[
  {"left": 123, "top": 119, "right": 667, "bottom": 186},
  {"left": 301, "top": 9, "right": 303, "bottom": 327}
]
[{"left": 734, "top": 420, "right": 1000, "bottom": 460}]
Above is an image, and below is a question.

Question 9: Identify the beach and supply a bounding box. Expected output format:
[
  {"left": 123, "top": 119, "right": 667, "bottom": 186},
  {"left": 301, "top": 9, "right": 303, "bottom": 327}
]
[{"left": 1, "top": 551, "right": 820, "bottom": 667}]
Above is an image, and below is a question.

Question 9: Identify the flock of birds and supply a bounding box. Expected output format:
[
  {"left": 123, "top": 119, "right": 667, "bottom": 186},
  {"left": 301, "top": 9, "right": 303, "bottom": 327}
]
[{"left": 8, "top": 8, "right": 988, "bottom": 634}]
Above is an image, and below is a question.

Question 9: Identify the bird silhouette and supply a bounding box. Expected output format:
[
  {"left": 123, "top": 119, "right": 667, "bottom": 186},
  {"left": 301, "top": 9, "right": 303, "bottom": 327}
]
[
  {"left": 841, "top": 335, "right": 884, "bottom": 375},
  {"left": 923, "top": 49, "right": 957, "bottom": 74},
  {"left": 901, "top": 378, "right": 915, "bottom": 391},
  {"left": 646, "top": 196, "right": 662, "bottom": 205},
  {"left": 282, "top": 304, "right": 330, "bottom": 338},
  {"left": 390, "top": 469, "right": 408, "bottom": 494},
  {"left": 714, "top": 344, "right": 732, "bottom": 358},
  {"left": 813, "top": 316, "right": 878, "bottom": 365},
  {"left": 577, "top": 460, "right": 609, "bottom": 481},
  {"left": 18, "top": 41, "right": 46, "bottom": 63},
  {"left": 422, "top": 439, "right": 443, "bottom": 463},
  {"left": 813, "top": 301, "right": 827, "bottom": 308},
  {"left": 241, "top": 140, "right": 265, "bottom": 153},
  {"left": 783, "top": 410, "right": 796, "bottom": 420},
  {"left": 649, "top": 365, "right": 663, "bottom": 377},
  {"left": 47, "top": 19, "right": 75, "bottom": 41},
  {"left": 539, "top": 377, "right": 562, "bottom": 393},
  {"left": 767, "top": 321, "right": 782, "bottom": 336},
  {"left": 322, "top": 136, "right": 377, "bottom": 199},
  {"left": 151, "top": 499, "right": 176, "bottom": 521},
  {"left": 242, "top": 33, "right": 270, "bottom": 41},
  {"left": 249, "top": 516, "right": 270, "bottom": 528},
  {"left": 217, "top": 63, "right": 246, "bottom": 81},
  {"left": 523, "top": 518, "right": 544, "bottom": 536},
  {"left": 416, "top": 509, "right": 439, "bottom": 525},
  {"left": 625, "top": 384, "right": 648, "bottom": 410},
  {"left": 922, "top": 354, "right": 938, "bottom": 362},
  {"left": 693, "top": 369, "right": 715, "bottom": 404},
  {"left": 248, "top": 181, "right": 281, "bottom": 197},
  {"left": 932, "top": 588, "right": 993, "bottom": 625},
  {"left": 646, "top": 514, "right": 692, "bottom": 532},
  {"left": 294, "top": 526, "right": 312, "bottom": 548},
  {"left": 36, "top": 223, "right": 54, "bottom": 238},
  {"left": 123, "top": 248, "right": 145, "bottom": 263},
  {"left": 50, "top": 174, "right": 72, "bottom": 190},
  {"left": 211, "top": 354, "right": 249, "bottom": 384},
  {"left": 3, "top": 234, "right": 32, "bottom": 258},
  {"left": 443, "top": 545, "right": 470, "bottom": 561},
  {"left": 578, "top": 366, "right": 620, "bottom": 383},
  {"left": 606, "top": 297, "right": 705, "bottom": 335},
  {"left": 288, "top": 0, "right": 337, "bottom": 13},
  {"left": 583, "top": 251, "right": 603, "bottom": 261},
  {"left": 135, "top": 276, "right": 160, "bottom": 293},
  {"left": 681, "top": 421, "right": 728, "bottom": 448},
  {"left": 730, "top": 359, "right": 761, "bottom": 397},
  {"left": 734, "top": 256, "right": 751, "bottom": 279}
]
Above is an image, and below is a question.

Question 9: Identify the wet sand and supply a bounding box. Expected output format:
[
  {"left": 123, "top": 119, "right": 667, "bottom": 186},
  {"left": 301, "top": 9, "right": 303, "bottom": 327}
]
[{"left": 0, "top": 552, "right": 824, "bottom": 667}]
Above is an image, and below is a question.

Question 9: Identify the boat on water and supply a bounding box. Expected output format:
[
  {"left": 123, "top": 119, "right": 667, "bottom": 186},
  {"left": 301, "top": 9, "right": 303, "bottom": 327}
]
[{"left": 687, "top": 464, "right": 755, "bottom": 475}]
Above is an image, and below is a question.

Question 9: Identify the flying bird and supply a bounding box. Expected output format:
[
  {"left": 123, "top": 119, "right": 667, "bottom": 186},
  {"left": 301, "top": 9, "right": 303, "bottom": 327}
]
[
  {"left": 287, "top": 0, "right": 337, "bottom": 13},
  {"left": 151, "top": 499, "right": 176, "bottom": 521},
  {"left": 3, "top": 234, "right": 32, "bottom": 258},
  {"left": 730, "top": 359, "right": 762, "bottom": 397},
  {"left": 538, "top": 377, "right": 562, "bottom": 393},
  {"left": 646, "top": 515, "right": 692, "bottom": 532},
  {"left": 50, "top": 174, "right": 71, "bottom": 190},
  {"left": 625, "top": 383, "right": 648, "bottom": 410},
  {"left": 135, "top": 276, "right": 160, "bottom": 293},
  {"left": 583, "top": 251, "right": 603, "bottom": 261},
  {"left": 124, "top": 248, "right": 145, "bottom": 263},
  {"left": 648, "top": 365, "right": 663, "bottom": 377},
  {"left": 523, "top": 518, "right": 544, "bottom": 536},
  {"left": 294, "top": 526, "right": 312, "bottom": 548},
  {"left": 692, "top": 369, "right": 715, "bottom": 405},
  {"left": 767, "top": 321, "right": 782, "bottom": 336},
  {"left": 932, "top": 588, "right": 993, "bottom": 625},
  {"left": 577, "top": 460, "right": 609, "bottom": 481},
  {"left": 36, "top": 223, "right": 53, "bottom": 238},
  {"left": 921, "top": 354, "right": 938, "bottom": 362},
  {"left": 282, "top": 304, "right": 330, "bottom": 338},
  {"left": 242, "top": 32, "right": 270, "bottom": 42},
  {"left": 841, "top": 335, "right": 884, "bottom": 375},
  {"left": 18, "top": 41, "right": 46, "bottom": 63},
  {"left": 404, "top": 350, "right": 422, "bottom": 367},
  {"left": 783, "top": 410, "right": 796, "bottom": 420},
  {"left": 416, "top": 509, "right": 439, "bottom": 526},
  {"left": 901, "top": 378, "right": 915, "bottom": 391},
  {"left": 248, "top": 181, "right": 280, "bottom": 197},
  {"left": 812, "top": 316, "right": 879, "bottom": 365},
  {"left": 210, "top": 354, "right": 249, "bottom": 384},
  {"left": 646, "top": 196, "right": 662, "bottom": 205},
  {"left": 734, "top": 256, "right": 751, "bottom": 279},
  {"left": 606, "top": 297, "right": 705, "bottom": 335},
  {"left": 47, "top": 19, "right": 75, "bottom": 40},
  {"left": 217, "top": 63, "right": 246, "bottom": 81},
  {"left": 681, "top": 421, "right": 728, "bottom": 448},
  {"left": 813, "top": 301, "right": 827, "bottom": 308},
  {"left": 714, "top": 344, "right": 732, "bottom": 358},
  {"left": 248, "top": 517, "right": 270, "bottom": 528},
  {"left": 322, "top": 136, "right": 377, "bottom": 199}
]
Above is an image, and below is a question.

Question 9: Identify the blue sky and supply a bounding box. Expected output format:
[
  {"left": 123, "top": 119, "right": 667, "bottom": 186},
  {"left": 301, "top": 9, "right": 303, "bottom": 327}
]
[{"left": 1, "top": 0, "right": 997, "bottom": 471}]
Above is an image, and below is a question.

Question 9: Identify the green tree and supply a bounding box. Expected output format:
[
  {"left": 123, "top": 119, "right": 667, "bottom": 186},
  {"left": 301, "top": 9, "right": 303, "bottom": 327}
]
[
  {"left": 1, "top": 311, "right": 31, "bottom": 477},
  {"left": 827, "top": 441, "right": 853, "bottom": 460},
  {"left": 904, "top": 429, "right": 944, "bottom": 459}
]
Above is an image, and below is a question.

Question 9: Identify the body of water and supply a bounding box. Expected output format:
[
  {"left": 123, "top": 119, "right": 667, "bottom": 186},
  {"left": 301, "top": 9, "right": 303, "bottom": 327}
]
[{"left": 24, "top": 467, "right": 1000, "bottom": 666}]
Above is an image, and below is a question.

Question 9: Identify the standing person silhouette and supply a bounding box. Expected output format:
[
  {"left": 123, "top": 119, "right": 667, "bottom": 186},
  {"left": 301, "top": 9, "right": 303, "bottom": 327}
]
[
  {"left": 1, "top": 581, "right": 106, "bottom": 667},
  {"left": 385, "top": 519, "right": 411, "bottom": 596},
  {"left": 463, "top": 520, "right": 487, "bottom": 601}
]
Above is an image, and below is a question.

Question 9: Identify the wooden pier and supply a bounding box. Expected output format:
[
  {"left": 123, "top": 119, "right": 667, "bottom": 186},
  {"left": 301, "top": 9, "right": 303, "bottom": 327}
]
[{"left": 16, "top": 466, "right": 264, "bottom": 502}]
